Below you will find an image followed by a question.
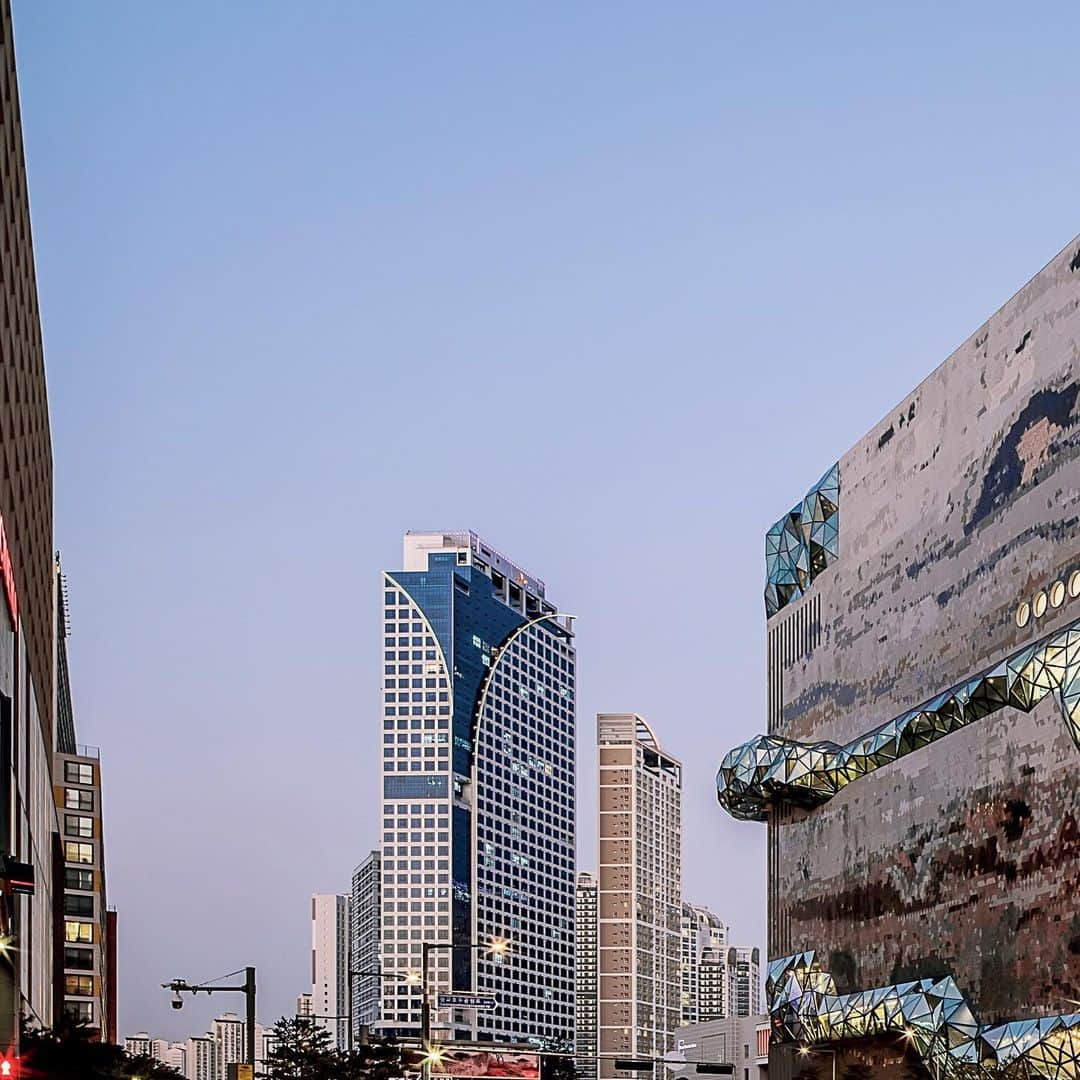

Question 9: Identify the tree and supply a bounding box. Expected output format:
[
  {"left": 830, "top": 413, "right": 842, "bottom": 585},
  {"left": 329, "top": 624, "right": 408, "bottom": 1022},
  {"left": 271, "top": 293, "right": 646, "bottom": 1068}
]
[
  {"left": 533, "top": 1037, "right": 579, "bottom": 1080},
  {"left": 539, "top": 1054, "right": 580, "bottom": 1080},
  {"left": 259, "top": 1017, "right": 339, "bottom": 1080},
  {"left": 20, "top": 1015, "right": 182, "bottom": 1078},
  {"left": 900, "top": 1052, "right": 930, "bottom": 1080},
  {"left": 338, "top": 1035, "right": 405, "bottom": 1080},
  {"left": 841, "top": 1063, "right": 875, "bottom": 1080},
  {"left": 258, "top": 1017, "right": 404, "bottom": 1080}
]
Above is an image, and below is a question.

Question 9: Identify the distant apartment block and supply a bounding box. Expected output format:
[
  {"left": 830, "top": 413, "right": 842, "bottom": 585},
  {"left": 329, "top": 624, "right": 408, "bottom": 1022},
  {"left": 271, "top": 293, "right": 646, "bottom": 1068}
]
[
  {"left": 212, "top": 1013, "right": 244, "bottom": 1080},
  {"left": 575, "top": 871, "right": 598, "bottom": 1079},
  {"left": 351, "top": 852, "right": 381, "bottom": 1036},
  {"left": 725, "top": 947, "right": 760, "bottom": 1019},
  {"left": 680, "top": 903, "right": 728, "bottom": 1024},
  {"left": 312, "top": 893, "right": 351, "bottom": 1049},
  {"left": 597, "top": 713, "right": 682, "bottom": 1079}
]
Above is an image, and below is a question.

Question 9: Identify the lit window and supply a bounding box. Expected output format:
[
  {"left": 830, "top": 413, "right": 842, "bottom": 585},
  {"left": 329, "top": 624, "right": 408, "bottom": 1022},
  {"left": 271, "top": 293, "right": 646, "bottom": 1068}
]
[
  {"left": 1070, "top": 569, "right": 1080, "bottom": 599},
  {"left": 1050, "top": 579, "right": 1066, "bottom": 608},
  {"left": 65, "top": 920, "right": 95, "bottom": 944},
  {"left": 65, "top": 842, "right": 93, "bottom": 865},
  {"left": 64, "top": 974, "right": 94, "bottom": 996},
  {"left": 1034, "top": 590, "right": 1048, "bottom": 618}
]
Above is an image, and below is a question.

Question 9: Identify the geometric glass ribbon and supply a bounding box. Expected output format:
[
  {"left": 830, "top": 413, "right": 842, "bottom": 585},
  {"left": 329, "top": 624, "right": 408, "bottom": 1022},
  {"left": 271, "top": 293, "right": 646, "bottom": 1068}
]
[
  {"left": 766, "top": 952, "right": 1080, "bottom": 1080},
  {"left": 717, "top": 618, "right": 1080, "bottom": 822},
  {"left": 765, "top": 463, "right": 840, "bottom": 618}
]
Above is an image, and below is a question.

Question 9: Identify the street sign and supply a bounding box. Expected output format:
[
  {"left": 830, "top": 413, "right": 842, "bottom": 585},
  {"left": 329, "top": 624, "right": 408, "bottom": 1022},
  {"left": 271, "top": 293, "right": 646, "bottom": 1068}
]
[
  {"left": 437, "top": 992, "right": 498, "bottom": 1010},
  {"left": 614, "top": 1061, "right": 654, "bottom": 1073},
  {"left": 696, "top": 1065, "right": 735, "bottom": 1075}
]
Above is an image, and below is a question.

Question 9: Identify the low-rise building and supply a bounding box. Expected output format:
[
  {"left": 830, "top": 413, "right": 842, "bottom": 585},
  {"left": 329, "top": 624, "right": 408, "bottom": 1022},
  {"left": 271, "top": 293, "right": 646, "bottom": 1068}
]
[{"left": 671, "top": 1016, "right": 768, "bottom": 1080}]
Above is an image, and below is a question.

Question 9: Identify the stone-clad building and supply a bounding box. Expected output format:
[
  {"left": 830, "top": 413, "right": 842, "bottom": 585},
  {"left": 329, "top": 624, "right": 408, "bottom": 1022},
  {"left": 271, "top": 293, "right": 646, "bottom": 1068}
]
[{"left": 718, "top": 235, "right": 1080, "bottom": 1079}]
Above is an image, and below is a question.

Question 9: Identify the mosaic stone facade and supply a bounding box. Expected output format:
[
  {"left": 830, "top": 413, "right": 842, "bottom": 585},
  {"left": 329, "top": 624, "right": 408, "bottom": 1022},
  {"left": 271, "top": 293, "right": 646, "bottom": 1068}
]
[{"left": 720, "top": 234, "right": 1080, "bottom": 1076}]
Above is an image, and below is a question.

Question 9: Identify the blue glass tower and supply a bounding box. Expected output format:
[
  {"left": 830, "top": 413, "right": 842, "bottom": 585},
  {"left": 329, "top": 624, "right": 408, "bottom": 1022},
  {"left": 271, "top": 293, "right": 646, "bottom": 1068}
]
[{"left": 378, "top": 532, "right": 576, "bottom": 1045}]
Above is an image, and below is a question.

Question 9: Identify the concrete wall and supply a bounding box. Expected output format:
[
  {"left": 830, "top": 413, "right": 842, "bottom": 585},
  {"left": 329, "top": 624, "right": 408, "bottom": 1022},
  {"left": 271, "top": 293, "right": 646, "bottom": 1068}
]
[{"left": 767, "top": 234, "right": 1080, "bottom": 1022}]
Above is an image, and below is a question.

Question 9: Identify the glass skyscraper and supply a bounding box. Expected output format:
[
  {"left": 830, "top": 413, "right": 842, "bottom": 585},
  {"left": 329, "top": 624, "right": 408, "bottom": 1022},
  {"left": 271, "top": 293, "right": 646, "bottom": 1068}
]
[{"left": 378, "top": 531, "right": 576, "bottom": 1044}]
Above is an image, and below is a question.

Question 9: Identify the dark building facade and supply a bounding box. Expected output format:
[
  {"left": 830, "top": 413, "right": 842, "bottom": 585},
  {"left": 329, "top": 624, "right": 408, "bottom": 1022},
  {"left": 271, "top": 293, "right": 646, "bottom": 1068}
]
[
  {"left": 0, "top": 0, "right": 54, "bottom": 746},
  {"left": 718, "top": 236, "right": 1080, "bottom": 1079},
  {"left": 0, "top": 6, "right": 113, "bottom": 1052},
  {"left": 0, "top": 0, "right": 61, "bottom": 1048}
]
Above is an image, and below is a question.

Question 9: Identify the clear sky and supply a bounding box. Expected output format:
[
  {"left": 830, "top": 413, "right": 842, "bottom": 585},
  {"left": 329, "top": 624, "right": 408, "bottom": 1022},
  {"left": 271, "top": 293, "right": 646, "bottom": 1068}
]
[{"left": 12, "top": 0, "right": 1080, "bottom": 1043}]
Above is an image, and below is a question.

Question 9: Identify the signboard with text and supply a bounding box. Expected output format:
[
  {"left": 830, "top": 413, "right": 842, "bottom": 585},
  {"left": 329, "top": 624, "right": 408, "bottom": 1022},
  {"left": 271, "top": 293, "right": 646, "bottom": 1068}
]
[{"left": 437, "top": 992, "right": 497, "bottom": 1011}]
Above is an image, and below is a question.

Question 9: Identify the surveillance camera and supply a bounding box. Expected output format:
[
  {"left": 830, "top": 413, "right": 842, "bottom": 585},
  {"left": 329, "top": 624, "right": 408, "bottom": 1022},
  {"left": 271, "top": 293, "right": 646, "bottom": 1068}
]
[{"left": 172, "top": 992, "right": 183, "bottom": 1010}]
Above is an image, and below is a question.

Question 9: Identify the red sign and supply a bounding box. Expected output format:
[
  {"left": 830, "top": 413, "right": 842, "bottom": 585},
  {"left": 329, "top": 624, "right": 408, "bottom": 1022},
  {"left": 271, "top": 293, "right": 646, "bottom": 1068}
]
[{"left": 0, "top": 515, "right": 15, "bottom": 628}]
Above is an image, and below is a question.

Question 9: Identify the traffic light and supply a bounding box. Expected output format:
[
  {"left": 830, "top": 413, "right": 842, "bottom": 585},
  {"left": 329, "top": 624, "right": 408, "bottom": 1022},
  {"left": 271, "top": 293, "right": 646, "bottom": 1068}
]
[{"left": 0, "top": 1047, "right": 18, "bottom": 1078}]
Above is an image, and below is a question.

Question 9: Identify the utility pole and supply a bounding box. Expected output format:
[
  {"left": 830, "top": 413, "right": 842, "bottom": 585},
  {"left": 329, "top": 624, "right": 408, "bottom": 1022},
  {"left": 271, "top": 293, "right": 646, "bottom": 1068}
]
[
  {"left": 163, "top": 967, "right": 257, "bottom": 1067},
  {"left": 244, "top": 967, "right": 256, "bottom": 1068}
]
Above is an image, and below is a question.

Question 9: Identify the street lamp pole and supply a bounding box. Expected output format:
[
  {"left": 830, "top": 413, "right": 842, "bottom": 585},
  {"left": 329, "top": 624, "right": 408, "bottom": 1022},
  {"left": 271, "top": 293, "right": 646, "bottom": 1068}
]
[
  {"left": 421, "top": 941, "right": 438, "bottom": 1080},
  {"left": 420, "top": 939, "right": 508, "bottom": 1080},
  {"left": 163, "top": 967, "right": 257, "bottom": 1067}
]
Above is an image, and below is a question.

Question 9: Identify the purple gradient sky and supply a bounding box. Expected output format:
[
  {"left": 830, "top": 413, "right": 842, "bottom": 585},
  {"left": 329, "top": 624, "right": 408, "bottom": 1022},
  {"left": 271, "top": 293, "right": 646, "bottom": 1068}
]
[{"left": 12, "top": 0, "right": 1080, "bottom": 1042}]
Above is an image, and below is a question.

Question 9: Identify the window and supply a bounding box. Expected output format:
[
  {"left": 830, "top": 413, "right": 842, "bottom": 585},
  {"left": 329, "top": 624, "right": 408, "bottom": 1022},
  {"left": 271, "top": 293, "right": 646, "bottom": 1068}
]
[
  {"left": 65, "top": 921, "right": 94, "bottom": 944},
  {"left": 65, "top": 788, "right": 93, "bottom": 811},
  {"left": 65, "top": 815, "right": 93, "bottom": 838},
  {"left": 64, "top": 894, "right": 94, "bottom": 918},
  {"left": 65, "top": 868, "right": 93, "bottom": 891},
  {"left": 64, "top": 947, "right": 94, "bottom": 971},
  {"left": 65, "top": 762, "right": 93, "bottom": 786},
  {"left": 65, "top": 842, "right": 93, "bottom": 865},
  {"left": 65, "top": 1001, "right": 94, "bottom": 1024},
  {"left": 65, "top": 974, "right": 94, "bottom": 997}
]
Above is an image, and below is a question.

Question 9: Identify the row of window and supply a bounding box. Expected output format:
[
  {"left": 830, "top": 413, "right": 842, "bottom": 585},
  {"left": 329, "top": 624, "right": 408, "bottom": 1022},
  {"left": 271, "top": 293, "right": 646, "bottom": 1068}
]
[{"left": 1016, "top": 569, "right": 1080, "bottom": 627}]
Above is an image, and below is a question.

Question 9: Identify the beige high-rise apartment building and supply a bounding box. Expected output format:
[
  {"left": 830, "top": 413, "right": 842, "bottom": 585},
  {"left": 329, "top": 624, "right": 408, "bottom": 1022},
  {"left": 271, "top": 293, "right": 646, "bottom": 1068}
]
[{"left": 597, "top": 714, "right": 682, "bottom": 1079}]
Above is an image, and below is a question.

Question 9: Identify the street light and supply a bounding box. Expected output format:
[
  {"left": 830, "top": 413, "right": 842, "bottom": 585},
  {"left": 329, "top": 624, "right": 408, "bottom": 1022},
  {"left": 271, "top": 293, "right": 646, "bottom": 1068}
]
[
  {"left": 346, "top": 968, "right": 421, "bottom": 1051},
  {"left": 162, "top": 968, "right": 256, "bottom": 1067},
  {"left": 420, "top": 938, "right": 511, "bottom": 1080}
]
